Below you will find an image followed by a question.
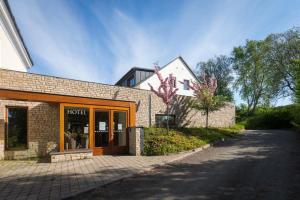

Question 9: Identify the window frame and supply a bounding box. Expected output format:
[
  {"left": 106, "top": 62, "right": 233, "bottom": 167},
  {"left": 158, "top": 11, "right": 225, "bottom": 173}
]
[
  {"left": 171, "top": 77, "right": 176, "bottom": 88},
  {"left": 5, "top": 106, "right": 29, "bottom": 150},
  {"left": 64, "top": 106, "right": 90, "bottom": 151},
  {"left": 155, "top": 114, "right": 176, "bottom": 128},
  {"left": 183, "top": 79, "right": 190, "bottom": 90}
]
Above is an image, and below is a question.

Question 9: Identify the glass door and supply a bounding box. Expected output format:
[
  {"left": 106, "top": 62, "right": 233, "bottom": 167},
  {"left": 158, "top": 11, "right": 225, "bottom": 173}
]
[
  {"left": 93, "top": 109, "right": 128, "bottom": 155},
  {"left": 94, "top": 110, "right": 109, "bottom": 147},
  {"left": 113, "top": 111, "right": 127, "bottom": 147}
]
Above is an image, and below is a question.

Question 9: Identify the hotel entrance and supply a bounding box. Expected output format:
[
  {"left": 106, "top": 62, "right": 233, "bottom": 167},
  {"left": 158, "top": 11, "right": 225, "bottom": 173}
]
[
  {"left": 60, "top": 102, "right": 135, "bottom": 156},
  {"left": 93, "top": 109, "right": 128, "bottom": 155},
  {"left": 0, "top": 89, "right": 136, "bottom": 157}
]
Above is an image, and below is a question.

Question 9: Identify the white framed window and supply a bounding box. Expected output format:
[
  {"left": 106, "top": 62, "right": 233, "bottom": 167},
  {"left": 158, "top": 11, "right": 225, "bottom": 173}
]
[{"left": 183, "top": 80, "right": 189, "bottom": 90}]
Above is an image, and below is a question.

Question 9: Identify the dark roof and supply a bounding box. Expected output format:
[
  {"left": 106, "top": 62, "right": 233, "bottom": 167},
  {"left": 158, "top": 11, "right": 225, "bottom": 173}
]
[
  {"left": 115, "top": 67, "right": 154, "bottom": 85},
  {"left": 4, "top": 0, "right": 33, "bottom": 67}
]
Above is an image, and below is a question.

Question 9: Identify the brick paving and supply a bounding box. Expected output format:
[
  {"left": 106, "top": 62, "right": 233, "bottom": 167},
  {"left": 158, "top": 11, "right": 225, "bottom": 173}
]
[{"left": 0, "top": 154, "right": 186, "bottom": 200}]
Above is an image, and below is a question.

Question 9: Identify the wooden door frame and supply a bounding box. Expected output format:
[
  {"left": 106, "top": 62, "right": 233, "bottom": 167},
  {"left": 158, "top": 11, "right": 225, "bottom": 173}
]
[
  {"left": 93, "top": 109, "right": 111, "bottom": 153},
  {"left": 93, "top": 108, "right": 129, "bottom": 155}
]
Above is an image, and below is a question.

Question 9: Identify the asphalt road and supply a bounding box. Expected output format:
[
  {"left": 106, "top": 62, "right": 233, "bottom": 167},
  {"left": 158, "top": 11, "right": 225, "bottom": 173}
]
[{"left": 72, "top": 130, "right": 300, "bottom": 200}]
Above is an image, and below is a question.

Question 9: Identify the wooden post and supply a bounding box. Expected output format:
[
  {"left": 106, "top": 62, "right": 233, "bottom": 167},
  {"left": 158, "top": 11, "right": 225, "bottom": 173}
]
[
  {"left": 59, "top": 103, "right": 64, "bottom": 152},
  {"left": 89, "top": 106, "right": 94, "bottom": 149}
]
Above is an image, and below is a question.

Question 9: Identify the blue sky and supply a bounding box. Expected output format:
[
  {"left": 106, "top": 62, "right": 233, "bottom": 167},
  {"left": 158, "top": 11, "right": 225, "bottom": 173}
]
[{"left": 8, "top": 0, "right": 300, "bottom": 105}]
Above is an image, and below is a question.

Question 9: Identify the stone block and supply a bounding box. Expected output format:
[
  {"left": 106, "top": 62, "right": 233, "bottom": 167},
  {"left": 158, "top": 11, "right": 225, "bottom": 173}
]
[
  {"left": 129, "top": 127, "right": 144, "bottom": 156},
  {"left": 50, "top": 150, "right": 92, "bottom": 163}
]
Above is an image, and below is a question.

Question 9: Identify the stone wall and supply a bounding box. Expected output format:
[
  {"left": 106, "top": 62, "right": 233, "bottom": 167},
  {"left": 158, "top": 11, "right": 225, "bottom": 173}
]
[
  {"left": 0, "top": 100, "right": 59, "bottom": 159},
  {"left": 166, "top": 96, "right": 235, "bottom": 127}
]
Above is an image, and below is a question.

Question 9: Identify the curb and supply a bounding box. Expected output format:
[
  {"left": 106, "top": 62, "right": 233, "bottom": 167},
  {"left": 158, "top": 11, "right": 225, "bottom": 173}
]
[{"left": 167, "top": 144, "right": 211, "bottom": 163}]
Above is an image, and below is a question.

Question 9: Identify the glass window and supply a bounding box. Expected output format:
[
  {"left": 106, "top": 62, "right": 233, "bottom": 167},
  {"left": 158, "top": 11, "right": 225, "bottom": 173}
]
[
  {"left": 155, "top": 114, "right": 176, "bottom": 128},
  {"left": 113, "top": 112, "right": 127, "bottom": 146},
  {"left": 127, "top": 75, "right": 135, "bottom": 87},
  {"left": 183, "top": 80, "right": 189, "bottom": 90},
  {"left": 64, "top": 107, "right": 89, "bottom": 150},
  {"left": 7, "top": 107, "right": 27, "bottom": 149}
]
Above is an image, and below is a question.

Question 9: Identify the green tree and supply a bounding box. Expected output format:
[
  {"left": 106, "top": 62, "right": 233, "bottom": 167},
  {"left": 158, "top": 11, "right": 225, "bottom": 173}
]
[
  {"left": 266, "top": 27, "right": 300, "bottom": 97},
  {"left": 232, "top": 39, "right": 278, "bottom": 115},
  {"left": 295, "top": 60, "right": 300, "bottom": 104},
  {"left": 196, "top": 55, "right": 234, "bottom": 101}
]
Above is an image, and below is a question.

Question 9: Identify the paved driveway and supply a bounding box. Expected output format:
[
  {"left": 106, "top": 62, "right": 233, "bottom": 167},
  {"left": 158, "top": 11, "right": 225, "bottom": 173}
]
[
  {"left": 73, "top": 130, "right": 300, "bottom": 200},
  {"left": 0, "top": 151, "right": 188, "bottom": 200}
]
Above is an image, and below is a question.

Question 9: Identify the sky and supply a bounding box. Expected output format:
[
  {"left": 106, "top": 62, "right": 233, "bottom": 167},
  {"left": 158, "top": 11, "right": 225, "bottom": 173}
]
[{"left": 8, "top": 0, "right": 300, "bottom": 105}]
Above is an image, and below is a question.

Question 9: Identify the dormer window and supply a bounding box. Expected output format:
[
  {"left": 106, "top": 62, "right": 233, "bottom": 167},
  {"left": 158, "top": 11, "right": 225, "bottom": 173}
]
[
  {"left": 127, "top": 75, "right": 135, "bottom": 87},
  {"left": 183, "top": 80, "right": 189, "bottom": 90}
]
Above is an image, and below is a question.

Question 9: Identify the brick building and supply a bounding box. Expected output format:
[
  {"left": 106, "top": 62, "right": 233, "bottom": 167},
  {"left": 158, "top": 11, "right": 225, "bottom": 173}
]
[{"left": 0, "top": 69, "right": 235, "bottom": 160}]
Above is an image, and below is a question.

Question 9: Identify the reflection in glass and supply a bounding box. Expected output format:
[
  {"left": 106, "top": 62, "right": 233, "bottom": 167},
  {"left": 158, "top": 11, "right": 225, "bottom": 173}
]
[
  {"left": 155, "top": 114, "right": 176, "bottom": 128},
  {"left": 7, "top": 107, "right": 27, "bottom": 149},
  {"left": 94, "top": 111, "right": 109, "bottom": 147},
  {"left": 64, "top": 107, "right": 89, "bottom": 150},
  {"left": 113, "top": 112, "right": 127, "bottom": 146}
]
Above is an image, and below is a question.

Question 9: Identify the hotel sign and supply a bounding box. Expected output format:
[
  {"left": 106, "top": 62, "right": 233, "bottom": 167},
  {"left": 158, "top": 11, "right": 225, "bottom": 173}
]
[{"left": 67, "top": 108, "right": 87, "bottom": 115}]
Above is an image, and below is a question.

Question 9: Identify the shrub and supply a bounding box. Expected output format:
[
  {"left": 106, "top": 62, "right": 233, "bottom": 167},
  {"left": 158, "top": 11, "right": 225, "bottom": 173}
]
[
  {"left": 235, "top": 104, "right": 249, "bottom": 122},
  {"left": 143, "top": 128, "right": 205, "bottom": 155},
  {"left": 291, "top": 105, "right": 300, "bottom": 131},
  {"left": 143, "top": 127, "right": 241, "bottom": 156},
  {"left": 244, "top": 105, "right": 297, "bottom": 129}
]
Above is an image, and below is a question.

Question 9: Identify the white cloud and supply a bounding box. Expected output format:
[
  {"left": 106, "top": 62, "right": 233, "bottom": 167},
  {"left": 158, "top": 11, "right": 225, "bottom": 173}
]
[
  {"left": 175, "top": 0, "right": 253, "bottom": 67},
  {"left": 91, "top": 8, "right": 167, "bottom": 83},
  {"left": 10, "top": 0, "right": 110, "bottom": 82}
]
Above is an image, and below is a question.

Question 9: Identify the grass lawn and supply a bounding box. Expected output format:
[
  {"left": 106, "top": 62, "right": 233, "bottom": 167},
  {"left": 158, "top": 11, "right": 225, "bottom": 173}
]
[{"left": 143, "top": 124, "right": 244, "bottom": 156}]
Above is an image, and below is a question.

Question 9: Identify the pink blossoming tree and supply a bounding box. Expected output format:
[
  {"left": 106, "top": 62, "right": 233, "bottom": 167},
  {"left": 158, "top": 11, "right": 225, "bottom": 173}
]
[
  {"left": 185, "top": 74, "right": 226, "bottom": 131},
  {"left": 148, "top": 65, "right": 178, "bottom": 132}
]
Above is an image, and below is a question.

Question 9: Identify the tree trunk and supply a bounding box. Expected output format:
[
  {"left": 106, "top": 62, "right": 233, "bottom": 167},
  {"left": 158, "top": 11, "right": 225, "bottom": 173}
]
[
  {"left": 166, "top": 104, "right": 169, "bottom": 133},
  {"left": 205, "top": 108, "right": 209, "bottom": 133}
]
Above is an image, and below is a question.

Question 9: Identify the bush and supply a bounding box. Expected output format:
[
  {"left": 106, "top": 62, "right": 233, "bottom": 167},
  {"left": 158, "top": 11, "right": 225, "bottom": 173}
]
[
  {"left": 236, "top": 104, "right": 249, "bottom": 122},
  {"left": 291, "top": 105, "right": 300, "bottom": 131},
  {"left": 143, "top": 127, "right": 241, "bottom": 156},
  {"left": 144, "top": 128, "right": 205, "bottom": 156},
  {"left": 244, "top": 105, "right": 297, "bottom": 129}
]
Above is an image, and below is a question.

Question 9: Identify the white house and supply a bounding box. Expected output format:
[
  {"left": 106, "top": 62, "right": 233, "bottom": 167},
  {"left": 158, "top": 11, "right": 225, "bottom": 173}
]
[
  {"left": 115, "top": 56, "right": 199, "bottom": 96},
  {"left": 0, "top": 0, "right": 32, "bottom": 72}
]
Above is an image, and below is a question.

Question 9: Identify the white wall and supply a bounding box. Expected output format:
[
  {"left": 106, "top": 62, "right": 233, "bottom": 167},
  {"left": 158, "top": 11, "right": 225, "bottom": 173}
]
[
  {"left": 137, "top": 58, "right": 197, "bottom": 96},
  {"left": 0, "top": 25, "right": 27, "bottom": 72}
]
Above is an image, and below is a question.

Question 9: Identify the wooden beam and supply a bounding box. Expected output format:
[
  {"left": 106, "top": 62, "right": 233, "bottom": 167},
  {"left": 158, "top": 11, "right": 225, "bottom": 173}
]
[
  {"left": 89, "top": 106, "right": 94, "bottom": 149},
  {"left": 0, "top": 89, "right": 133, "bottom": 107},
  {"left": 129, "top": 102, "right": 136, "bottom": 127}
]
